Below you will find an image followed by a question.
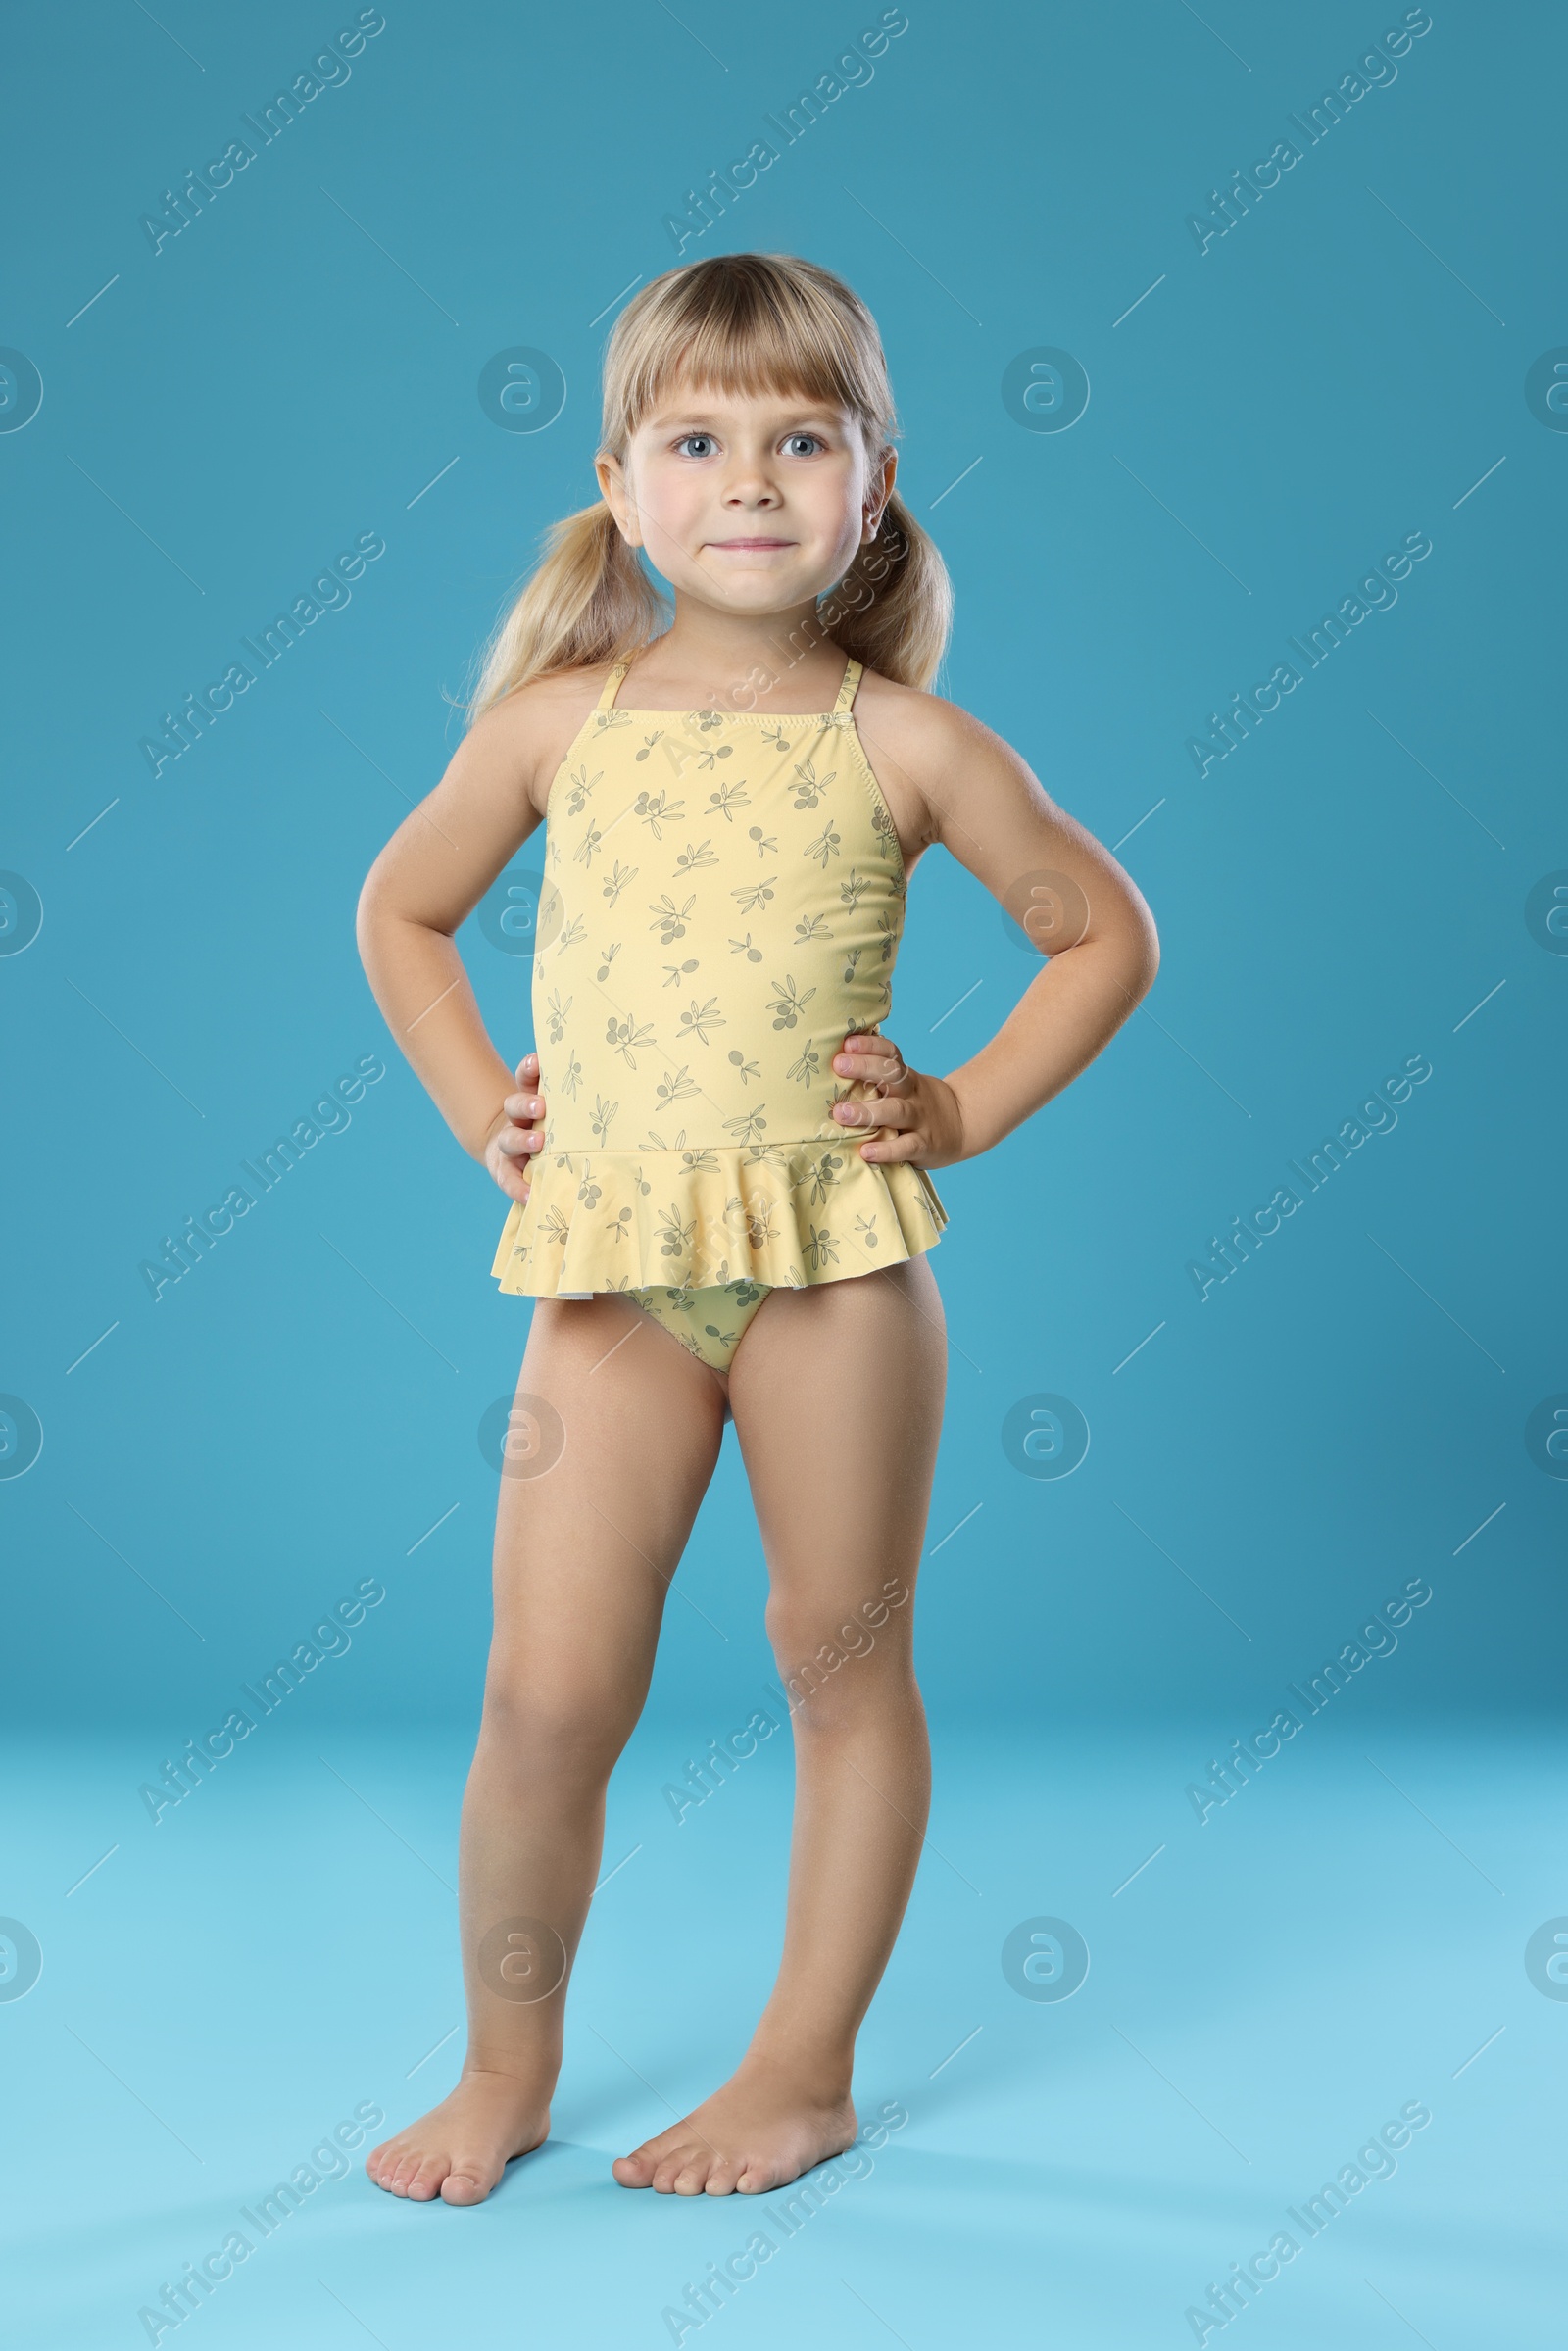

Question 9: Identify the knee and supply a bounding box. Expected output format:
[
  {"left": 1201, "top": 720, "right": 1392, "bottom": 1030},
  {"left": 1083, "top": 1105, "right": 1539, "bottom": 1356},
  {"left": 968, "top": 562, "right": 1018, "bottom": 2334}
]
[
  {"left": 764, "top": 1596, "right": 910, "bottom": 1725},
  {"left": 478, "top": 1676, "right": 637, "bottom": 1782}
]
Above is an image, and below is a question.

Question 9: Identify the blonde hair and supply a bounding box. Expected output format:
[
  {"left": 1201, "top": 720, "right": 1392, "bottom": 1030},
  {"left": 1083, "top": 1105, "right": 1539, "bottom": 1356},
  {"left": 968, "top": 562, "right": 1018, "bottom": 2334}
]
[{"left": 467, "top": 252, "right": 952, "bottom": 720}]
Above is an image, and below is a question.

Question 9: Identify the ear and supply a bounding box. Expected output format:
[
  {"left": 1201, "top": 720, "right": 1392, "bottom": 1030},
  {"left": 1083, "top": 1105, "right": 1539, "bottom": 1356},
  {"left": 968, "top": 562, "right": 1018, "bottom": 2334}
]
[
  {"left": 595, "top": 452, "right": 644, "bottom": 548},
  {"left": 861, "top": 445, "right": 897, "bottom": 545}
]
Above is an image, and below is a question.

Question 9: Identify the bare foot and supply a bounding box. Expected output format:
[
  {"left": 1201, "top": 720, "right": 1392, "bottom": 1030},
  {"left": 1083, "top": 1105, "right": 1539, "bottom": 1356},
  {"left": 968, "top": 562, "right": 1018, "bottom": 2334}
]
[
  {"left": 612, "top": 2057, "right": 856, "bottom": 2195},
  {"left": 366, "top": 2067, "right": 550, "bottom": 2205}
]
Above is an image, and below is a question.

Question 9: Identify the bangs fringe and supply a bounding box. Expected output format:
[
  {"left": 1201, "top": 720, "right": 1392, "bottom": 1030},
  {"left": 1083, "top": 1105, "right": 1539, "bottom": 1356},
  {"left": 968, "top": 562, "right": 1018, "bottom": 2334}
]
[{"left": 608, "top": 255, "right": 892, "bottom": 454}]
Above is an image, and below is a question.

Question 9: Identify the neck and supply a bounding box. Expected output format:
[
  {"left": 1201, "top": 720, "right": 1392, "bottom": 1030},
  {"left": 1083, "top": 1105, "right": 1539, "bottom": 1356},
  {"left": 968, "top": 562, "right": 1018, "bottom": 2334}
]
[{"left": 627, "top": 593, "right": 849, "bottom": 712}]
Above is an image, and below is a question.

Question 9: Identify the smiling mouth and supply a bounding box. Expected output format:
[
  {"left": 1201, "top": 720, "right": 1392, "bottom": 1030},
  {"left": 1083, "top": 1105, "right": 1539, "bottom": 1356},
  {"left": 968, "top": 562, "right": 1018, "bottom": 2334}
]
[{"left": 708, "top": 538, "right": 796, "bottom": 550}]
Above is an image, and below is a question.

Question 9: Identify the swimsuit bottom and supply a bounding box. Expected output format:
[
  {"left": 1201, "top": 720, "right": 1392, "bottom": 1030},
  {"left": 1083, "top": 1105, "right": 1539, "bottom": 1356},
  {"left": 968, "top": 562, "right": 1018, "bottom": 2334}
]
[
  {"left": 555, "top": 1280, "right": 770, "bottom": 1373},
  {"left": 626, "top": 1279, "right": 769, "bottom": 1373}
]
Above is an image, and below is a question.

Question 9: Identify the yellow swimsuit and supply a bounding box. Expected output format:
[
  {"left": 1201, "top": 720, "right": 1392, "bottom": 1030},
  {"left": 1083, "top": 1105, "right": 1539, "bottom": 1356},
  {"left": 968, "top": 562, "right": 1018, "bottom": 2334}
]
[{"left": 491, "top": 652, "right": 948, "bottom": 1369}]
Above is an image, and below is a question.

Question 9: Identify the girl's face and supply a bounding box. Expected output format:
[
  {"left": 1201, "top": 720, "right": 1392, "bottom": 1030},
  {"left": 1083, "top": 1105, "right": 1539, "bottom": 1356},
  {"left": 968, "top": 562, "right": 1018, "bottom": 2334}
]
[{"left": 597, "top": 377, "right": 894, "bottom": 618}]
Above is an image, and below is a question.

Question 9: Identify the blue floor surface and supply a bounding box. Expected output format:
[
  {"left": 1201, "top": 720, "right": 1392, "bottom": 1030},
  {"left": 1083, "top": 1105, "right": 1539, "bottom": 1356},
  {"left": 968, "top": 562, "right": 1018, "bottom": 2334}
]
[{"left": 3, "top": 1720, "right": 1559, "bottom": 2346}]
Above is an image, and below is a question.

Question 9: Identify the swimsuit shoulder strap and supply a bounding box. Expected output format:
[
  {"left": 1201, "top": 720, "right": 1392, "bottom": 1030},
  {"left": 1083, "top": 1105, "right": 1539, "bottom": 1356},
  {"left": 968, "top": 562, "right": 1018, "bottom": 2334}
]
[
  {"left": 594, "top": 660, "right": 630, "bottom": 711},
  {"left": 831, "top": 656, "right": 863, "bottom": 717}
]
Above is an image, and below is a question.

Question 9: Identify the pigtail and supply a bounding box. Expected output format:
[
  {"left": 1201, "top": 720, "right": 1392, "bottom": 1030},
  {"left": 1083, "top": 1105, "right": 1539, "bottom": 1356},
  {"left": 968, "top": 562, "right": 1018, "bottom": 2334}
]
[
  {"left": 819, "top": 486, "right": 952, "bottom": 692},
  {"left": 467, "top": 503, "right": 664, "bottom": 723}
]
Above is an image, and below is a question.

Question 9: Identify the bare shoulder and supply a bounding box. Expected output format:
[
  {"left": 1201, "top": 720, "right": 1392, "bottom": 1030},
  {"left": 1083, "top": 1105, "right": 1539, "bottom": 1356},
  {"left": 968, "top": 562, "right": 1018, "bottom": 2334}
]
[
  {"left": 852, "top": 667, "right": 1027, "bottom": 862},
  {"left": 463, "top": 662, "right": 617, "bottom": 820}
]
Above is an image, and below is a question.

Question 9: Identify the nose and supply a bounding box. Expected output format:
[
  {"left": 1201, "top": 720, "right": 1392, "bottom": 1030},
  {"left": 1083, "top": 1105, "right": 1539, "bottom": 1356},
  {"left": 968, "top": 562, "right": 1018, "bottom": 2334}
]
[{"left": 720, "top": 454, "right": 781, "bottom": 507}]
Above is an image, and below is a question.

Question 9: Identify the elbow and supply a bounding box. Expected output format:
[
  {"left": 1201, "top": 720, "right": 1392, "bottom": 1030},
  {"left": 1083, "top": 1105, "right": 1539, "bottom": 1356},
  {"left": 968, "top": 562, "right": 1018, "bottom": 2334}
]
[
  {"left": 1115, "top": 878, "right": 1160, "bottom": 1003},
  {"left": 355, "top": 862, "right": 393, "bottom": 974},
  {"left": 1137, "top": 914, "right": 1160, "bottom": 998}
]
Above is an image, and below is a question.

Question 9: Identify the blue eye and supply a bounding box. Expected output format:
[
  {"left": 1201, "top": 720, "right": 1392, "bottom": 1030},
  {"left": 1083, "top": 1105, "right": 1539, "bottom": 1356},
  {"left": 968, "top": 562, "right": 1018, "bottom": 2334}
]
[
  {"left": 677, "top": 433, "right": 715, "bottom": 458},
  {"left": 784, "top": 433, "right": 822, "bottom": 456}
]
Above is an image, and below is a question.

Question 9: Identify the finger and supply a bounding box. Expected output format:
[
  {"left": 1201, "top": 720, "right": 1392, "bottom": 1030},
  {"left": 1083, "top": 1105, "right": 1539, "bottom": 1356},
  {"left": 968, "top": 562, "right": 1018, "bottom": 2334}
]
[
  {"left": 836, "top": 1030, "right": 902, "bottom": 1062},
  {"left": 833, "top": 1053, "right": 907, "bottom": 1092},
  {"left": 514, "top": 1051, "right": 540, "bottom": 1081},
  {"left": 858, "top": 1129, "right": 925, "bottom": 1163},
  {"left": 502, "top": 1089, "right": 546, "bottom": 1125},
  {"left": 832, "top": 1094, "right": 914, "bottom": 1131},
  {"left": 497, "top": 1124, "right": 544, "bottom": 1160}
]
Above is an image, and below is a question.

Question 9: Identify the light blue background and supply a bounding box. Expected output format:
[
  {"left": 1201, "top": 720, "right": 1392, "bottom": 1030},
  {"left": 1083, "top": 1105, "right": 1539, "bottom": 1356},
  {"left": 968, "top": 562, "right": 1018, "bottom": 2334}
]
[{"left": 2, "top": 2, "right": 1562, "bottom": 2343}]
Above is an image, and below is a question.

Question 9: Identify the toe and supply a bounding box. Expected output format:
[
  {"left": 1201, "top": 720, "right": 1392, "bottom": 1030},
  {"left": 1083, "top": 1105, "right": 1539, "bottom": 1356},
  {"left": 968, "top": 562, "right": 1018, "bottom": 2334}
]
[
  {"left": 612, "top": 2132, "right": 672, "bottom": 2187},
  {"left": 649, "top": 2148, "right": 688, "bottom": 2193},
  {"left": 440, "top": 2167, "right": 490, "bottom": 2206},
  {"left": 408, "top": 2152, "right": 451, "bottom": 2201},
  {"left": 703, "top": 2155, "right": 744, "bottom": 2196}
]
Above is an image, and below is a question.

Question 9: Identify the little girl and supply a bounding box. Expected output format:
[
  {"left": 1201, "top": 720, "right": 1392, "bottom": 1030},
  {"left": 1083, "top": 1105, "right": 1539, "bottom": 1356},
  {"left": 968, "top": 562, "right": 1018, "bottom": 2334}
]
[{"left": 355, "top": 251, "right": 1158, "bottom": 2204}]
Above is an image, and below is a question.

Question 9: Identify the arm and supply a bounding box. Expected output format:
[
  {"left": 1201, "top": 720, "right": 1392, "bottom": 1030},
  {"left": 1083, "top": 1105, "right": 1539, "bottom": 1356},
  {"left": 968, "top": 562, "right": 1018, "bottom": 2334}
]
[
  {"left": 354, "top": 690, "right": 561, "bottom": 1198},
  {"left": 833, "top": 696, "right": 1160, "bottom": 1165}
]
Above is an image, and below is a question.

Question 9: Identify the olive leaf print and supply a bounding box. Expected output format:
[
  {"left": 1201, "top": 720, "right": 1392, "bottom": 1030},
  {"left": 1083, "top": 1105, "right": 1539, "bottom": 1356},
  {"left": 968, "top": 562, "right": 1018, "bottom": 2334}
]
[
  {"left": 571, "top": 820, "right": 605, "bottom": 868},
  {"left": 557, "top": 1046, "right": 583, "bottom": 1101},
  {"left": 657, "top": 1203, "right": 697, "bottom": 1260},
  {"left": 595, "top": 941, "right": 621, "bottom": 982},
  {"left": 708, "top": 780, "right": 752, "bottom": 821},
  {"left": 805, "top": 1150, "right": 845, "bottom": 1203},
  {"left": 746, "top": 824, "right": 779, "bottom": 859},
  {"left": 674, "top": 839, "right": 720, "bottom": 875},
  {"left": 760, "top": 722, "right": 793, "bottom": 753},
  {"left": 607, "top": 1014, "right": 656, "bottom": 1067},
  {"left": 839, "top": 866, "right": 870, "bottom": 912},
  {"left": 656, "top": 1065, "right": 703, "bottom": 1110},
  {"left": 601, "top": 858, "right": 638, "bottom": 910},
  {"left": 676, "top": 996, "right": 726, "bottom": 1046},
  {"left": 743, "top": 1193, "right": 782, "bottom": 1249},
  {"left": 840, "top": 945, "right": 863, "bottom": 986},
  {"left": 564, "top": 764, "right": 601, "bottom": 817},
  {"left": 786, "top": 1041, "right": 822, "bottom": 1088},
  {"left": 766, "top": 974, "right": 815, "bottom": 1029},
  {"left": 794, "top": 912, "right": 833, "bottom": 944},
  {"left": 634, "top": 788, "right": 684, "bottom": 838},
  {"left": 853, "top": 1211, "right": 882, "bottom": 1251},
  {"left": 728, "top": 932, "right": 764, "bottom": 963},
  {"left": 544, "top": 988, "right": 571, "bottom": 1045},
  {"left": 732, "top": 874, "right": 777, "bottom": 915},
  {"left": 649, "top": 893, "right": 698, "bottom": 946},
  {"left": 791, "top": 757, "right": 836, "bottom": 809},
  {"left": 723, "top": 1102, "right": 768, "bottom": 1143},
  {"left": 557, "top": 911, "right": 588, "bottom": 955},
  {"left": 725, "top": 1047, "right": 763, "bottom": 1086},
  {"left": 662, "top": 956, "right": 700, "bottom": 988},
  {"left": 803, "top": 1223, "right": 840, "bottom": 1272},
  {"left": 589, "top": 1094, "right": 619, "bottom": 1145},
  {"left": 634, "top": 731, "right": 664, "bottom": 761},
  {"left": 804, "top": 817, "right": 843, "bottom": 869}
]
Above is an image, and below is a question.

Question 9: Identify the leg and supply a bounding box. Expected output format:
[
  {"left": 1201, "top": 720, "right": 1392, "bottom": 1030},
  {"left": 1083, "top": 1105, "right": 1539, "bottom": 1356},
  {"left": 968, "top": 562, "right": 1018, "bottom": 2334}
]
[
  {"left": 612, "top": 1253, "right": 947, "bottom": 2194},
  {"left": 367, "top": 1291, "right": 727, "bottom": 2203}
]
